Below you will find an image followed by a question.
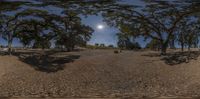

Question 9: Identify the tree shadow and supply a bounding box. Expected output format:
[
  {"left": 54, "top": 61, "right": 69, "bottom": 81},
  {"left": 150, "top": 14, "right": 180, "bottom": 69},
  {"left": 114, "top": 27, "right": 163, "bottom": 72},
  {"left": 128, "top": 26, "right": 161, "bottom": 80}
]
[
  {"left": 0, "top": 50, "right": 9, "bottom": 56},
  {"left": 141, "top": 52, "right": 161, "bottom": 57},
  {"left": 13, "top": 51, "right": 80, "bottom": 73},
  {"left": 53, "top": 48, "right": 85, "bottom": 52},
  {"left": 161, "top": 51, "right": 200, "bottom": 65},
  {"left": 0, "top": 52, "right": 7, "bottom": 56},
  {"left": 142, "top": 51, "right": 200, "bottom": 65}
]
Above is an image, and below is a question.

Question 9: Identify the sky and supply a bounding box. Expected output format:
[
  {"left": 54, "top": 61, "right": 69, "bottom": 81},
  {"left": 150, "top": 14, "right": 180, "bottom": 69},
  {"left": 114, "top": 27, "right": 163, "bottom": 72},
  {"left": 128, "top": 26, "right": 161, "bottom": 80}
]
[
  {"left": 82, "top": 15, "right": 119, "bottom": 46},
  {"left": 82, "top": 0, "right": 147, "bottom": 47},
  {"left": 0, "top": 0, "right": 148, "bottom": 47}
]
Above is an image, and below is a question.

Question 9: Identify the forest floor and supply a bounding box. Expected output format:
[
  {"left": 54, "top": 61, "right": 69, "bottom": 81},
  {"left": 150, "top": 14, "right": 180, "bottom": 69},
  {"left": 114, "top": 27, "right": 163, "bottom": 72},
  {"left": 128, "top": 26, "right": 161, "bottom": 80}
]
[{"left": 0, "top": 49, "right": 200, "bottom": 98}]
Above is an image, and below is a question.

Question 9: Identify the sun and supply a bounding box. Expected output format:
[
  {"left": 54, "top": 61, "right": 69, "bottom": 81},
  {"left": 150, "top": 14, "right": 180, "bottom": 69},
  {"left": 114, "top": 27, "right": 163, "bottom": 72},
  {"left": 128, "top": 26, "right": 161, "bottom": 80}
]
[{"left": 97, "top": 24, "right": 104, "bottom": 30}]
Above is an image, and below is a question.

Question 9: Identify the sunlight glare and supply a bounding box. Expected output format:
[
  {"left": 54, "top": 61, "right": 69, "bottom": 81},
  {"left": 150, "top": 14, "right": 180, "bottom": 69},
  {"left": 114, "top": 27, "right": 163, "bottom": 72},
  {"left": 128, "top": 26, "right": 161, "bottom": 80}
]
[{"left": 97, "top": 24, "right": 104, "bottom": 30}]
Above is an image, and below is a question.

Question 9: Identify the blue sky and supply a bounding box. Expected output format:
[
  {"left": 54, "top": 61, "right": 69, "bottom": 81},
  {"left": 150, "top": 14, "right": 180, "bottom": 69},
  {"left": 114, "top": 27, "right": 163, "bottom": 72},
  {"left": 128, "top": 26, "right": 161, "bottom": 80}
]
[
  {"left": 1, "top": 0, "right": 148, "bottom": 47},
  {"left": 82, "top": 0, "right": 146, "bottom": 47},
  {"left": 81, "top": 15, "right": 119, "bottom": 46}
]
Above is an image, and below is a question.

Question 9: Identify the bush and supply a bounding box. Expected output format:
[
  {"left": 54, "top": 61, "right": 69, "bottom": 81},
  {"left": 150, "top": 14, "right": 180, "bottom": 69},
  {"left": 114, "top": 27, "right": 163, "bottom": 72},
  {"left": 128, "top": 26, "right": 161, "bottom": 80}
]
[
  {"left": 108, "top": 44, "right": 114, "bottom": 48},
  {"left": 114, "top": 50, "right": 119, "bottom": 54},
  {"left": 86, "top": 45, "right": 96, "bottom": 49}
]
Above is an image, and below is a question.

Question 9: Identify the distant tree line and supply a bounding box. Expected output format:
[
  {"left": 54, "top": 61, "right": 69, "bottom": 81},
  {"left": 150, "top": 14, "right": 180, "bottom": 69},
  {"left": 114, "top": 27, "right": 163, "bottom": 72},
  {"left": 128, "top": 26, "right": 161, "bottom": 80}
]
[{"left": 86, "top": 43, "right": 115, "bottom": 49}]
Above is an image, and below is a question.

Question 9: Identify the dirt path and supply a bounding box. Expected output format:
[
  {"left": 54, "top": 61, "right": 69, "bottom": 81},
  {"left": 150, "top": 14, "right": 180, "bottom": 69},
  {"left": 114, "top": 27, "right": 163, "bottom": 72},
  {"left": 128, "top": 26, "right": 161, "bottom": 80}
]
[{"left": 1, "top": 50, "right": 200, "bottom": 98}]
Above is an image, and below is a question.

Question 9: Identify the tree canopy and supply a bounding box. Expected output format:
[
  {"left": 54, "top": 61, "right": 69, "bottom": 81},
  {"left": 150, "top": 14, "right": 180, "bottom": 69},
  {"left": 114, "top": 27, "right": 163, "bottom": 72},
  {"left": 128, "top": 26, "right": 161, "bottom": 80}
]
[{"left": 102, "top": 0, "right": 200, "bottom": 54}]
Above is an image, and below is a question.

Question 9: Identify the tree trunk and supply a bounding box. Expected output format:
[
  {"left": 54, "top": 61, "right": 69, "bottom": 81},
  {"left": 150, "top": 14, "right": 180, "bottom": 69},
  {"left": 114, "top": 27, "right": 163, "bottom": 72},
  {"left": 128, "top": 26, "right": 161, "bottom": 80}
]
[
  {"left": 72, "top": 45, "right": 75, "bottom": 51},
  {"left": 67, "top": 47, "right": 71, "bottom": 52},
  {"left": 8, "top": 39, "right": 12, "bottom": 56},
  {"left": 161, "top": 43, "right": 168, "bottom": 55},
  {"left": 169, "top": 39, "right": 175, "bottom": 49},
  {"left": 181, "top": 43, "right": 184, "bottom": 52},
  {"left": 188, "top": 44, "right": 191, "bottom": 52}
]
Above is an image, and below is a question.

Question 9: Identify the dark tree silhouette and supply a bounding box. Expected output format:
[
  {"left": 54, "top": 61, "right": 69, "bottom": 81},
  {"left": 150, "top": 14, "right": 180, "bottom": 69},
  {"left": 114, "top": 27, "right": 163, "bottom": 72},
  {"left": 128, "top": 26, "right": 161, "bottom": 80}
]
[{"left": 102, "top": 0, "right": 200, "bottom": 55}]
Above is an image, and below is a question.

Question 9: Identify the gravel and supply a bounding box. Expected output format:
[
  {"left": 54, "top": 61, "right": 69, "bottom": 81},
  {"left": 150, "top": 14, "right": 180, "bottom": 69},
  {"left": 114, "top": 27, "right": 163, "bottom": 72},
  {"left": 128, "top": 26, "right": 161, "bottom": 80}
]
[{"left": 0, "top": 49, "right": 200, "bottom": 98}]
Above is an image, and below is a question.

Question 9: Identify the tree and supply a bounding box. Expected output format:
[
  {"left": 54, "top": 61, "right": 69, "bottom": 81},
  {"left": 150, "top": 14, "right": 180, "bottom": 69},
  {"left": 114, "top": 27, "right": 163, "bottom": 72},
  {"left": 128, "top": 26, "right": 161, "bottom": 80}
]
[
  {"left": 102, "top": 0, "right": 200, "bottom": 55},
  {"left": 0, "top": 1, "right": 30, "bottom": 55},
  {"left": 145, "top": 39, "right": 161, "bottom": 51},
  {"left": 14, "top": 8, "right": 73, "bottom": 50},
  {"left": 100, "top": 44, "right": 105, "bottom": 48},
  {"left": 54, "top": 13, "right": 94, "bottom": 51},
  {"left": 108, "top": 44, "right": 114, "bottom": 48},
  {"left": 95, "top": 43, "right": 99, "bottom": 47},
  {"left": 0, "top": 5, "right": 53, "bottom": 54},
  {"left": 177, "top": 18, "right": 200, "bottom": 52},
  {"left": 2, "top": 14, "right": 23, "bottom": 55},
  {"left": 117, "top": 32, "right": 141, "bottom": 50}
]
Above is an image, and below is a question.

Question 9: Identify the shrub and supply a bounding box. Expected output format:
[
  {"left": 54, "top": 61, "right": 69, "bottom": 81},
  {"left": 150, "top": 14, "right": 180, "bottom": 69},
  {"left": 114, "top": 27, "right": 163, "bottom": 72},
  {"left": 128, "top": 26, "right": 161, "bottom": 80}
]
[{"left": 114, "top": 50, "right": 119, "bottom": 54}]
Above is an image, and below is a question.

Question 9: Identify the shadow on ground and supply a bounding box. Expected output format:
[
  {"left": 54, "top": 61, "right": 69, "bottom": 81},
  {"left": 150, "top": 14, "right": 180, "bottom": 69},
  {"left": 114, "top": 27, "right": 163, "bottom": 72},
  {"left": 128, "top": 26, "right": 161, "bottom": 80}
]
[
  {"left": 0, "top": 51, "right": 8, "bottom": 56},
  {"left": 142, "top": 51, "right": 200, "bottom": 65},
  {"left": 13, "top": 51, "right": 80, "bottom": 73}
]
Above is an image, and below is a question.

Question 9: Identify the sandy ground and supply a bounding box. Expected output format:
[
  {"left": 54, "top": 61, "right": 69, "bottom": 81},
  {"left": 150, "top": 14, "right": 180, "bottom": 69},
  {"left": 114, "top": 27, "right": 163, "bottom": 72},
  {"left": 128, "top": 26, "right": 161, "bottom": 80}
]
[{"left": 0, "top": 49, "right": 200, "bottom": 98}]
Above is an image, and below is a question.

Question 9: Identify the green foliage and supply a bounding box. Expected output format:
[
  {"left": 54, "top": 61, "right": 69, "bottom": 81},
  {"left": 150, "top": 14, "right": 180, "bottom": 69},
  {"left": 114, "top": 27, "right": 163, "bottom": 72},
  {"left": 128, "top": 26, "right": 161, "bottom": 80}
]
[
  {"left": 100, "top": 44, "right": 105, "bottom": 48},
  {"left": 54, "top": 19, "right": 94, "bottom": 51},
  {"left": 95, "top": 43, "right": 99, "bottom": 47},
  {"left": 145, "top": 39, "right": 160, "bottom": 50},
  {"left": 117, "top": 32, "right": 141, "bottom": 50},
  {"left": 0, "top": 1, "right": 29, "bottom": 12},
  {"left": 177, "top": 17, "right": 200, "bottom": 51},
  {"left": 108, "top": 44, "right": 114, "bottom": 48},
  {"left": 33, "top": 40, "right": 51, "bottom": 49},
  {"left": 86, "top": 44, "right": 115, "bottom": 49},
  {"left": 86, "top": 44, "right": 96, "bottom": 49}
]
